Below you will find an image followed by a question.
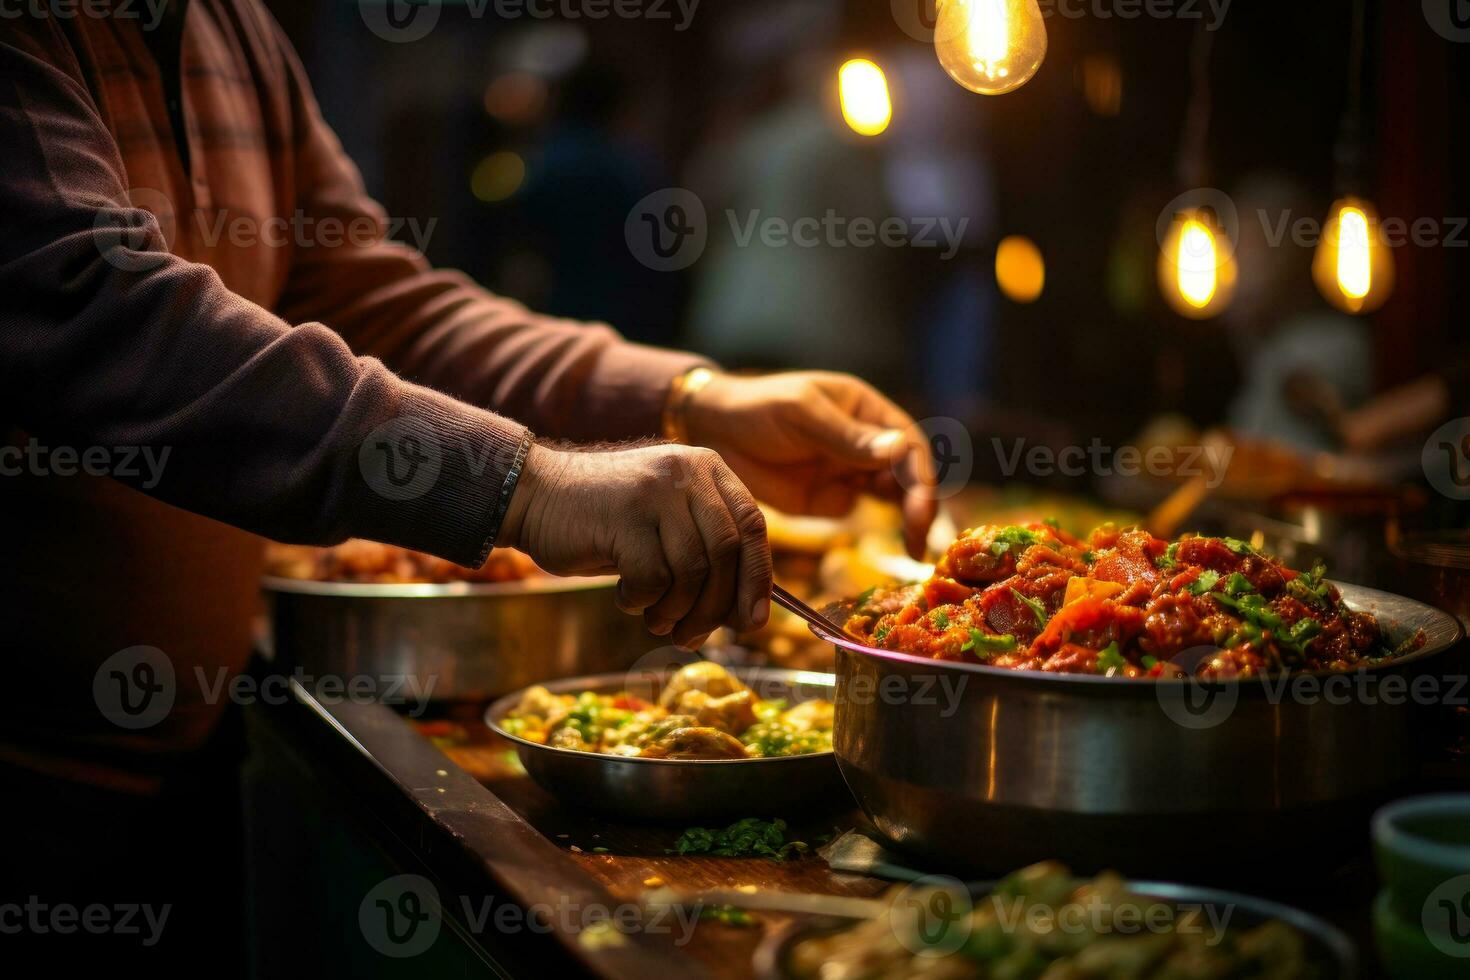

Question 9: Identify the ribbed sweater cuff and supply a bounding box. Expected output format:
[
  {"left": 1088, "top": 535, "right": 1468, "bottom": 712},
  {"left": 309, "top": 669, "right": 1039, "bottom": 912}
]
[{"left": 351, "top": 385, "right": 530, "bottom": 567}]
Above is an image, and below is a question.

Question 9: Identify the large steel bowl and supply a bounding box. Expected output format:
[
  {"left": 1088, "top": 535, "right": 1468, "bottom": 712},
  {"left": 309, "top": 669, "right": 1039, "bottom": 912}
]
[
  {"left": 263, "top": 575, "right": 658, "bottom": 701},
  {"left": 819, "top": 583, "right": 1463, "bottom": 882},
  {"left": 486, "top": 666, "right": 847, "bottom": 821}
]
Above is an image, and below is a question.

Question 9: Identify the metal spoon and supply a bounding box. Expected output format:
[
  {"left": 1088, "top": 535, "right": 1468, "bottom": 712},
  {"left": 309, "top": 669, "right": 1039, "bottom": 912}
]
[{"left": 771, "top": 583, "right": 860, "bottom": 643}]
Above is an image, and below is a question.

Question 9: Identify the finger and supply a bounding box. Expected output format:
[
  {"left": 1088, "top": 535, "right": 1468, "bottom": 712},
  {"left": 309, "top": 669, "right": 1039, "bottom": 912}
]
[
  {"left": 613, "top": 523, "right": 674, "bottom": 617},
  {"left": 787, "top": 392, "right": 908, "bottom": 470},
  {"left": 643, "top": 499, "right": 709, "bottom": 637},
  {"left": 897, "top": 434, "right": 940, "bottom": 559},
  {"left": 713, "top": 466, "right": 773, "bottom": 633},
  {"left": 672, "top": 478, "right": 741, "bottom": 649}
]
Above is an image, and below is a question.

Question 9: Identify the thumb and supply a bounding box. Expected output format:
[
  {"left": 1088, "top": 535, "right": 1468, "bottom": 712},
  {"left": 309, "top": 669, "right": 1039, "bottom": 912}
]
[{"left": 791, "top": 395, "right": 909, "bottom": 469}]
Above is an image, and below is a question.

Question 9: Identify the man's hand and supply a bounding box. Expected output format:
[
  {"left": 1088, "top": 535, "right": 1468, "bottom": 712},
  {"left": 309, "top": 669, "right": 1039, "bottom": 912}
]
[
  {"left": 499, "top": 444, "right": 773, "bottom": 649},
  {"left": 682, "top": 372, "right": 939, "bottom": 558}
]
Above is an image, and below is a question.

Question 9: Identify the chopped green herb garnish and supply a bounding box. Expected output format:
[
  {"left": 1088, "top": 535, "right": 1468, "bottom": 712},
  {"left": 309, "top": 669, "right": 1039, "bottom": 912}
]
[
  {"left": 930, "top": 609, "right": 951, "bottom": 630},
  {"left": 1141, "top": 655, "right": 1159, "bottom": 670},
  {"left": 1287, "top": 619, "right": 1322, "bottom": 647},
  {"left": 872, "top": 624, "right": 892, "bottom": 645},
  {"left": 673, "top": 818, "right": 809, "bottom": 862},
  {"left": 990, "top": 526, "right": 1043, "bottom": 557},
  {"left": 1156, "top": 542, "right": 1181, "bottom": 570},
  {"left": 1224, "top": 572, "right": 1255, "bottom": 596},
  {"left": 1082, "top": 551, "right": 1096, "bottom": 564},
  {"left": 1096, "top": 642, "right": 1127, "bottom": 674},
  {"left": 963, "top": 629, "right": 1018, "bottom": 659},
  {"left": 1043, "top": 518, "right": 1061, "bottom": 530},
  {"left": 1010, "top": 588, "right": 1049, "bottom": 629},
  {"left": 1222, "top": 536, "right": 1256, "bottom": 556},
  {"left": 1188, "top": 570, "right": 1222, "bottom": 596}
]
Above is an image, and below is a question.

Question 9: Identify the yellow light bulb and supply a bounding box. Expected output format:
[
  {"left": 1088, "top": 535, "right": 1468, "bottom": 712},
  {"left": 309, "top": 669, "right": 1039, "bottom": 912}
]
[
  {"left": 1178, "top": 219, "right": 1218, "bottom": 309},
  {"left": 838, "top": 59, "right": 893, "bottom": 137},
  {"left": 1336, "top": 207, "right": 1372, "bottom": 300},
  {"left": 1158, "top": 210, "right": 1237, "bottom": 319},
  {"left": 934, "top": 0, "right": 1048, "bottom": 96},
  {"left": 996, "top": 235, "right": 1045, "bottom": 303},
  {"left": 1313, "top": 196, "right": 1394, "bottom": 314}
]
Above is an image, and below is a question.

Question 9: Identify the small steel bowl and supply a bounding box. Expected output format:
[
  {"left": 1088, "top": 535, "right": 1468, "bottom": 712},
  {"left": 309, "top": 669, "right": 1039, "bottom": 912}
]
[
  {"left": 486, "top": 666, "right": 847, "bottom": 821},
  {"left": 755, "top": 879, "right": 1359, "bottom": 979}
]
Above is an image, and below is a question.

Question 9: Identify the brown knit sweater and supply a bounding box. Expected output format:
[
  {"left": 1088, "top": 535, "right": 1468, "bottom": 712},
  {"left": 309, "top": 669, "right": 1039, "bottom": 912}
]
[{"left": 0, "top": 1, "right": 704, "bottom": 793}]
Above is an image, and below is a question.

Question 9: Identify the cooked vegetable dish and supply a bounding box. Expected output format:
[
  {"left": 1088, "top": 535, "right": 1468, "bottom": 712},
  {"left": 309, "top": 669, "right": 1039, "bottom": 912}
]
[
  {"left": 266, "top": 539, "right": 539, "bottom": 584},
  {"left": 789, "top": 861, "right": 1324, "bottom": 979},
  {"left": 845, "top": 523, "right": 1421, "bottom": 677},
  {"left": 501, "top": 663, "right": 833, "bottom": 760}
]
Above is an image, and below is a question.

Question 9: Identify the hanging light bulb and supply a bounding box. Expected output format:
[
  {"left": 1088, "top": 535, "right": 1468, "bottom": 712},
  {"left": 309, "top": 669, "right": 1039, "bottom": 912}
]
[
  {"left": 838, "top": 58, "right": 893, "bottom": 137},
  {"left": 995, "top": 235, "right": 1045, "bottom": 303},
  {"left": 1313, "top": 196, "right": 1393, "bottom": 314},
  {"left": 1158, "top": 208, "right": 1237, "bottom": 319},
  {"left": 934, "top": 0, "right": 1048, "bottom": 96}
]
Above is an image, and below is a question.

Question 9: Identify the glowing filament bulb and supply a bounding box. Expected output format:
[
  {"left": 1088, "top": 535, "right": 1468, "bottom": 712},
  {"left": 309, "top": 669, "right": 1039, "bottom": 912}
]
[
  {"left": 1312, "top": 196, "right": 1393, "bottom": 315},
  {"left": 838, "top": 59, "right": 893, "bottom": 137},
  {"left": 1158, "top": 209, "right": 1236, "bottom": 319},
  {"left": 935, "top": 0, "right": 1048, "bottom": 96},
  {"left": 1335, "top": 206, "right": 1372, "bottom": 300},
  {"left": 1178, "top": 219, "right": 1218, "bottom": 309}
]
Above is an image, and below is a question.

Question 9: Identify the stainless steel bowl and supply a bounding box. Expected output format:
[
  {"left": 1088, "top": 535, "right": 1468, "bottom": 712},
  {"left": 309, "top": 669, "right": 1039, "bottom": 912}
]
[
  {"left": 755, "top": 879, "right": 1359, "bottom": 979},
  {"left": 819, "top": 583, "right": 1463, "bottom": 881},
  {"left": 486, "top": 667, "right": 847, "bottom": 821},
  {"left": 264, "top": 575, "right": 658, "bottom": 701}
]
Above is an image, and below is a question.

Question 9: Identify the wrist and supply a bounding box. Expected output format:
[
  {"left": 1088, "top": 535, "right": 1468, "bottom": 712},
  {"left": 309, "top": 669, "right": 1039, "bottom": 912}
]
[
  {"left": 497, "top": 443, "right": 559, "bottom": 550},
  {"left": 662, "top": 366, "right": 722, "bottom": 445}
]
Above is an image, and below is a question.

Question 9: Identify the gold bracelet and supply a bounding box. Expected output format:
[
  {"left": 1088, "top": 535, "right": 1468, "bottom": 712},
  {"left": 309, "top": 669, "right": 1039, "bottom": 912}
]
[{"left": 662, "top": 366, "right": 716, "bottom": 444}]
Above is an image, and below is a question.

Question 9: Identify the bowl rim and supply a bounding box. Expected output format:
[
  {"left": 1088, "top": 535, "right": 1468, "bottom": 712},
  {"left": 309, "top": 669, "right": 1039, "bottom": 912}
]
[
  {"left": 1372, "top": 793, "right": 1470, "bottom": 872},
  {"left": 261, "top": 573, "right": 619, "bottom": 598},
  {"left": 813, "top": 580, "right": 1463, "bottom": 691},
  {"left": 485, "top": 665, "right": 838, "bottom": 768}
]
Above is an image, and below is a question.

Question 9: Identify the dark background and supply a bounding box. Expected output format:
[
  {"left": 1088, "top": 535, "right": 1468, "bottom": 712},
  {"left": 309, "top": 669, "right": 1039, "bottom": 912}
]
[{"left": 266, "top": 0, "right": 1469, "bottom": 447}]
